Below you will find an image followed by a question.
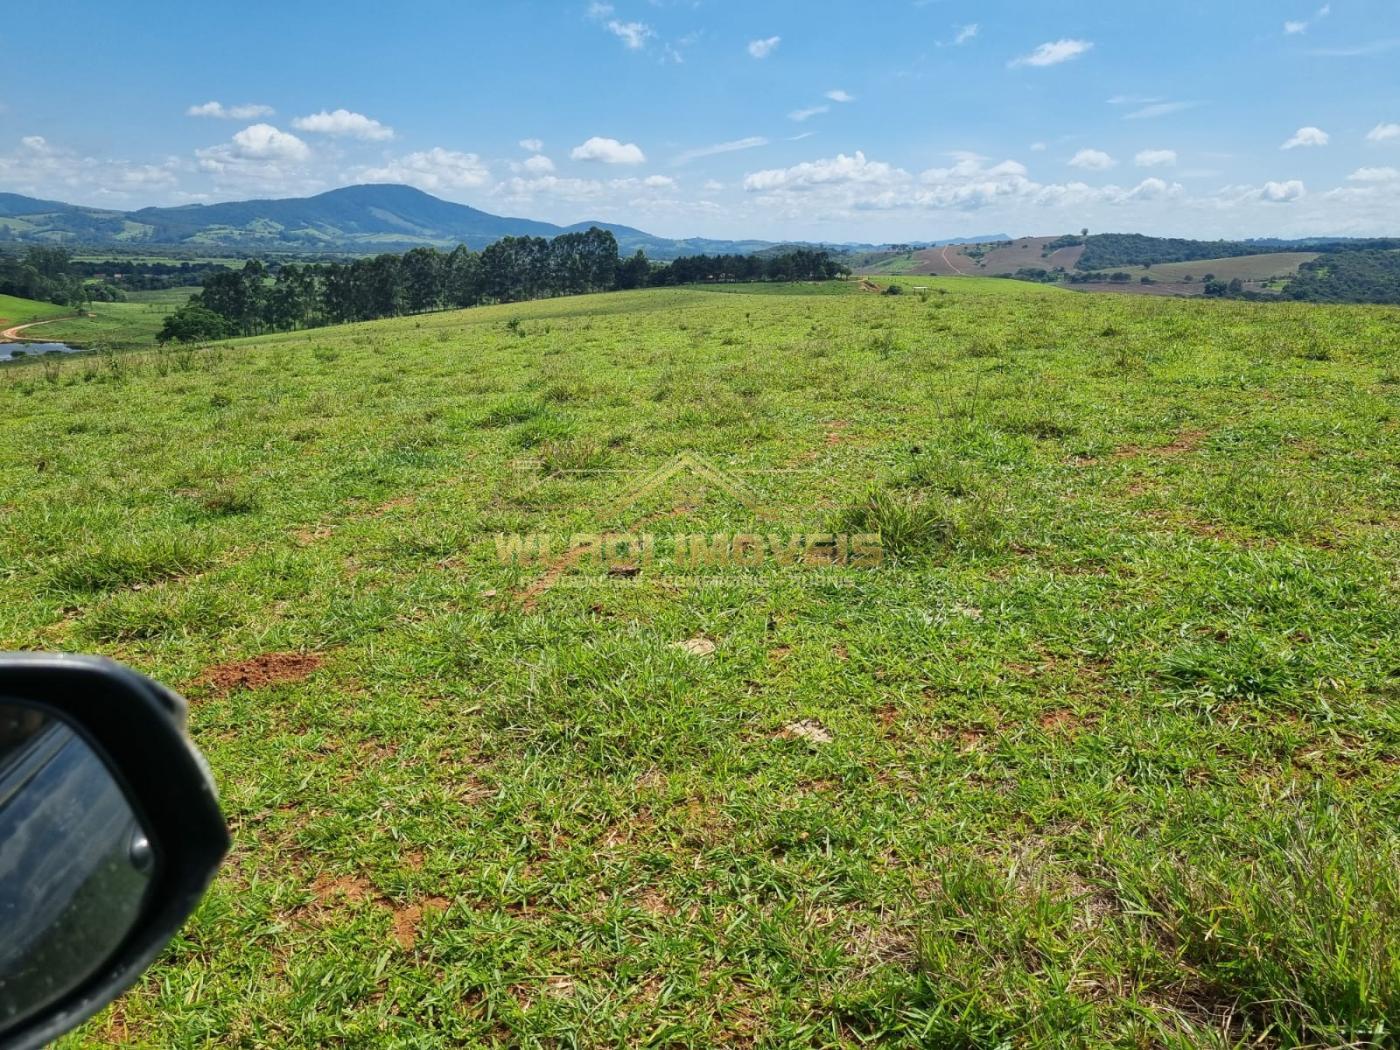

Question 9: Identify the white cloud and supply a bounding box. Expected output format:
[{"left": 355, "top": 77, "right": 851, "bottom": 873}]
[
  {"left": 519, "top": 154, "right": 555, "bottom": 174},
  {"left": 1135, "top": 149, "right": 1178, "bottom": 168},
  {"left": 198, "top": 123, "right": 310, "bottom": 166},
  {"left": 825, "top": 89, "right": 855, "bottom": 103},
  {"left": 1069, "top": 148, "right": 1116, "bottom": 170},
  {"left": 954, "top": 23, "right": 979, "bottom": 45},
  {"left": 570, "top": 136, "right": 646, "bottom": 164},
  {"left": 744, "top": 150, "right": 901, "bottom": 192},
  {"left": 1262, "top": 179, "right": 1307, "bottom": 202},
  {"left": 1125, "top": 101, "right": 1196, "bottom": 120},
  {"left": 0, "top": 135, "right": 182, "bottom": 201},
  {"left": 1283, "top": 126, "right": 1329, "bottom": 149},
  {"left": 186, "top": 101, "right": 275, "bottom": 120},
  {"left": 1366, "top": 122, "right": 1400, "bottom": 143},
  {"left": 359, "top": 147, "right": 490, "bottom": 192},
  {"left": 1349, "top": 166, "right": 1400, "bottom": 182},
  {"left": 674, "top": 136, "right": 768, "bottom": 165},
  {"left": 1030, "top": 141, "right": 1048, "bottom": 152},
  {"left": 703, "top": 179, "right": 724, "bottom": 192},
  {"left": 291, "top": 109, "right": 394, "bottom": 141},
  {"left": 1009, "top": 39, "right": 1093, "bottom": 68},
  {"left": 587, "top": 1, "right": 614, "bottom": 17},
  {"left": 519, "top": 138, "right": 544, "bottom": 153},
  {"left": 606, "top": 20, "right": 652, "bottom": 49},
  {"left": 1284, "top": 4, "right": 1331, "bottom": 34},
  {"left": 748, "top": 36, "right": 781, "bottom": 58},
  {"left": 642, "top": 174, "right": 676, "bottom": 189},
  {"left": 789, "top": 105, "right": 830, "bottom": 122}
]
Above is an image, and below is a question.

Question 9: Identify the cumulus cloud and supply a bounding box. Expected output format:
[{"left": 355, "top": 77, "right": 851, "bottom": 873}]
[
  {"left": 186, "top": 101, "right": 275, "bottom": 120},
  {"left": 1366, "top": 122, "right": 1400, "bottom": 143},
  {"left": 1069, "top": 149, "right": 1116, "bottom": 170},
  {"left": 743, "top": 151, "right": 901, "bottom": 192},
  {"left": 519, "top": 138, "right": 544, "bottom": 152},
  {"left": 195, "top": 123, "right": 310, "bottom": 180},
  {"left": 359, "top": 147, "right": 490, "bottom": 192},
  {"left": 570, "top": 136, "right": 646, "bottom": 164},
  {"left": 748, "top": 36, "right": 781, "bottom": 58},
  {"left": 1261, "top": 179, "right": 1307, "bottom": 202},
  {"left": 674, "top": 136, "right": 768, "bottom": 165},
  {"left": 954, "top": 24, "right": 979, "bottom": 45},
  {"left": 518, "top": 154, "right": 555, "bottom": 174},
  {"left": 0, "top": 135, "right": 181, "bottom": 200},
  {"left": 1135, "top": 149, "right": 1178, "bottom": 168},
  {"left": 1283, "top": 126, "right": 1330, "bottom": 149},
  {"left": 825, "top": 89, "right": 855, "bottom": 103},
  {"left": 642, "top": 174, "right": 676, "bottom": 189},
  {"left": 789, "top": 105, "right": 830, "bottom": 122},
  {"left": 291, "top": 109, "right": 394, "bottom": 141},
  {"left": 739, "top": 147, "right": 1192, "bottom": 224},
  {"left": 1009, "top": 39, "right": 1093, "bottom": 68}
]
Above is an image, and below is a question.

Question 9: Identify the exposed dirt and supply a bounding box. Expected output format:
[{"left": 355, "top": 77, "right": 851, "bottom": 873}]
[
  {"left": 390, "top": 897, "right": 450, "bottom": 949},
  {"left": 778, "top": 719, "right": 833, "bottom": 743},
  {"left": 1, "top": 317, "right": 72, "bottom": 341},
  {"left": 200, "top": 651, "right": 324, "bottom": 694}
]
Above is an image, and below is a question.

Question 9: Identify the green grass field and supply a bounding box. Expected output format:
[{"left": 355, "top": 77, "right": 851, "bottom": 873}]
[
  {"left": 2, "top": 278, "right": 1398, "bottom": 1047},
  {"left": 0, "top": 292, "right": 72, "bottom": 329},
  {"left": 33, "top": 288, "right": 189, "bottom": 350}
]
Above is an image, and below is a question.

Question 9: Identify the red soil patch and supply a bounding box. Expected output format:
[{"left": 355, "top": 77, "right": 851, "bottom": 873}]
[
  {"left": 1038, "top": 709, "right": 1078, "bottom": 732},
  {"left": 200, "top": 651, "right": 324, "bottom": 694},
  {"left": 390, "top": 897, "right": 451, "bottom": 949}
]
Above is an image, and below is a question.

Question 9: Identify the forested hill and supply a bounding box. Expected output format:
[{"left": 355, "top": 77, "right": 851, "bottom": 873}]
[
  {"left": 1282, "top": 250, "right": 1400, "bottom": 304},
  {"left": 1076, "top": 232, "right": 1400, "bottom": 270}
]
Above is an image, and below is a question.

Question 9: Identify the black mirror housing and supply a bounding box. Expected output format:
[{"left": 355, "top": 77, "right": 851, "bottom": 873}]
[{"left": 0, "top": 653, "right": 229, "bottom": 1050}]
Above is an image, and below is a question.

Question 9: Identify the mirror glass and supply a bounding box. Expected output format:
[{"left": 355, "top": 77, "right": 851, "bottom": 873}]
[{"left": 0, "top": 702, "right": 153, "bottom": 1029}]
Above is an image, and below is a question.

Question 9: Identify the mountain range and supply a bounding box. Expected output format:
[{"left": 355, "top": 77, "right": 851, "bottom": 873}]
[{"left": 0, "top": 183, "right": 1004, "bottom": 260}]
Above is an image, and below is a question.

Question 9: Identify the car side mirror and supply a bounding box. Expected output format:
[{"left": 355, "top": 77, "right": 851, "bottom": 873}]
[{"left": 0, "top": 654, "right": 228, "bottom": 1050}]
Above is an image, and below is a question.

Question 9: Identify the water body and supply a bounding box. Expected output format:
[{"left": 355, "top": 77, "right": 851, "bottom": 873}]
[{"left": 0, "top": 342, "right": 84, "bottom": 363}]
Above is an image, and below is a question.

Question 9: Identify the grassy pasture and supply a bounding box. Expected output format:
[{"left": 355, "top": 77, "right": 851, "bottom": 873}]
[
  {"left": 2, "top": 278, "right": 1398, "bottom": 1047},
  {"left": 0, "top": 292, "right": 71, "bottom": 329},
  {"left": 34, "top": 288, "right": 188, "bottom": 349}
]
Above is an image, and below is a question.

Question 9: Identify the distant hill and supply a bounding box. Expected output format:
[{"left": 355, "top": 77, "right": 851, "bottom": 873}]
[
  {"left": 853, "top": 236, "right": 1082, "bottom": 277},
  {"left": 0, "top": 183, "right": 876, "bottom": 260}
]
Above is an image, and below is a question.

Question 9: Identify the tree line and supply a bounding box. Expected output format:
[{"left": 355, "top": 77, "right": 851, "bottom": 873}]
[
  {"left": 158, "top": 230, "right": 848, "bottom": 342},
  {"left": 0, "top": 246, "right": 118, "bottom": 307}
]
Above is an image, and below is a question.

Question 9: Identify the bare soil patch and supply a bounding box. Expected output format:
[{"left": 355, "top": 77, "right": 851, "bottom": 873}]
[{"left": 200, "top": 652, "right": 324, "bottom": 694}]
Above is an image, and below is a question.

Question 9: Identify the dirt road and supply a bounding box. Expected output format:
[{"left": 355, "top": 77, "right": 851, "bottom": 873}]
[
  {"left": 940, "top": 245, "right": 973, "bottom": 276},
  {"left": 0, "top": 318, "right": 67, "bottom": 341}
]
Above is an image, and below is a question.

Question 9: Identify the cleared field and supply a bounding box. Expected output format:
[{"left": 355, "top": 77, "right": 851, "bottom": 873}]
[
  {"left": 2, "top": 282, "right": 1398, "bottom": 1047},
  {"left": 861, "top": 238, "right": 1085, "bottom": 277},
  {"left": 1094, "top": 252, "right": 1320, "bottom": 285}
]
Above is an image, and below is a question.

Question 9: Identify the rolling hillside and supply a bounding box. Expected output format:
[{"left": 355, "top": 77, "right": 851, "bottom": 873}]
[{"left": 857, "top": 236, "right": 1085, "bottom": 276}]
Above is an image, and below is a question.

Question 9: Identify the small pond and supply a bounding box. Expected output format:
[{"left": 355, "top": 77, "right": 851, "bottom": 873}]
[{"left": 0, "top": 342, "right": 84, "bottom": 363}]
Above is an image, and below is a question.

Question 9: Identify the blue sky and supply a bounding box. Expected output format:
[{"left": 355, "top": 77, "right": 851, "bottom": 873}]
[{"left": 3, "top": 0, "right": 1400, "bottom": 241}]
